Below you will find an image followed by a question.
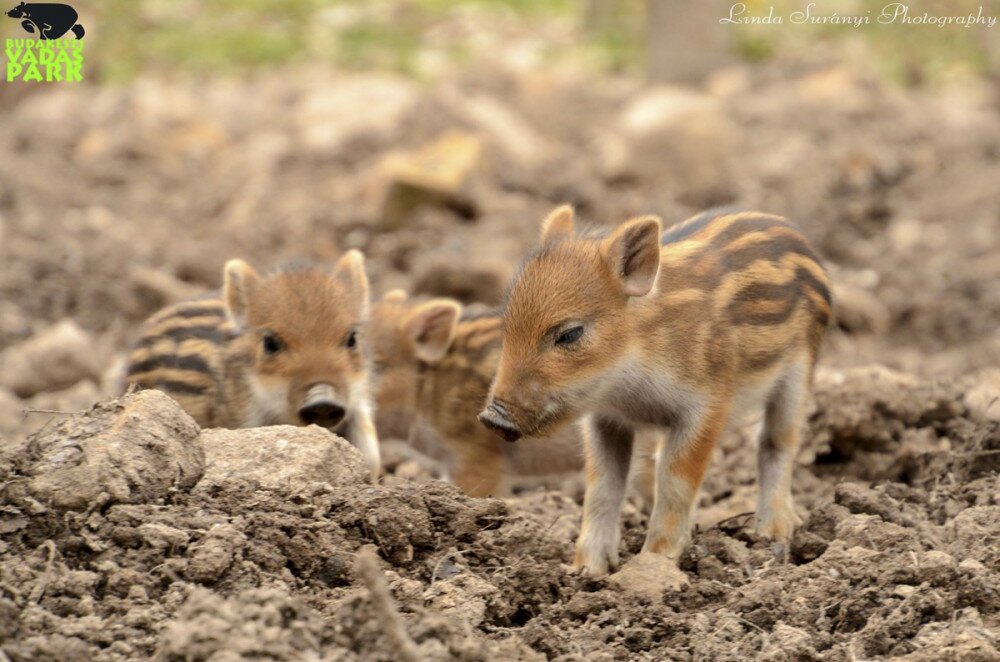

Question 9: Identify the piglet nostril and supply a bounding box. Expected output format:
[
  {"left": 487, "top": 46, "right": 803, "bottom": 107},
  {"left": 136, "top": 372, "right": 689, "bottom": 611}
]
[
  {"left": 478, "top": 403, "right": 522, "bottom": 443},
  {"left": 298, "top": 400, "right": 346, "bottom": 428},
  {"left": 489, "top": 401, "right": 511, "bottom": 419}
]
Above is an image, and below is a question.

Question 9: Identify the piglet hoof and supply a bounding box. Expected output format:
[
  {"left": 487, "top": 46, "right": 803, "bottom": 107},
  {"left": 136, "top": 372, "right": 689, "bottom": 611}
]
[
  {"left": 607, "top": 552, "right": 688, "bottom": 600},
  {"left": 755, "top": 507, "right": 802, "bottom": 542},
  {"left": 572, "top": 553, "right": 615, "bottom": 578},
  {"left": 573, "top": 540, "right": 619, "bottom": 577}
]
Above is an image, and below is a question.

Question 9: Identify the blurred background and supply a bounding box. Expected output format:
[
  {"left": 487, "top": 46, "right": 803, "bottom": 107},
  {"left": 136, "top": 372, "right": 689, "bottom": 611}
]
[
  {"left": 3, "top": 7, "right": 1000, "bottom": 659},
  {"left": 0, "top": 0, "right": 998, "bottom": 438}
]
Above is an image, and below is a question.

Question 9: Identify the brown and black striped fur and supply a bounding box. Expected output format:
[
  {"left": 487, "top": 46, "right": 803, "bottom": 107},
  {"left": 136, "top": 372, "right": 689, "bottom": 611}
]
[
  {"left": 369, "top": 291, "right": 585, "bottom": 497},
  {"left": 653, "top": 208, "right": 831, "bottom": 381},
  {"left": 125, "top": 297, "right": 240, "bottom": 426},
  {"left": 480, "top": 206, "right": 831, "bottom": 576},
  {"left": 124, "top": 252, "right": 381, "bottom": 480}
]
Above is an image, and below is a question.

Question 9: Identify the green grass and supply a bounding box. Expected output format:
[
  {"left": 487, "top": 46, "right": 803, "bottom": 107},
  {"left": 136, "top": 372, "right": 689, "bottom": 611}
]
[
  {"left": 734, "top": 0, "right": 997, "bottom": 82},
  {"left": 98, "top": 0, "right": 319, "bottom": 79},
  {"left": 89, "top": 0, "right": 995, "bottom": 83},
  {"left": 417, "top": 0, "right": 573, "bottom": 14},
  {"left": 336, "top": 20, "right": 421, "bottom": 74}
]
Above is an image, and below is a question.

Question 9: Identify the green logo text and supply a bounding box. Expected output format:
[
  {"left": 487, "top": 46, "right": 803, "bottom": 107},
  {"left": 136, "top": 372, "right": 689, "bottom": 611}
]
[{"left": 5, "top": 38, "right": 82, "bottom": 82}]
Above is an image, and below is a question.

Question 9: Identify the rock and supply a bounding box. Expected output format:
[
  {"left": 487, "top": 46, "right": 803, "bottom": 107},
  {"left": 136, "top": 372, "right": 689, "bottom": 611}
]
[
  {"left": 6, "top": 391, "right": 204, "bottom": 512},
  {"left": 374, "top": 131, "right": 484, "bottom": 229},
  {"left": 963, "top": 369, "right": 1000, "bottom": 423},
  {"left": 602, "top": 87, "right": 738, "bottom": 206},
  {"left": 193, "top": 425, "right": 367, "bottom": 497},
  {"left": 0, "top": 320, "right": 105, "bottom": 398},
  {"left": 296, "top": 76, "right": 417, "bottom": 154},
  {"left": 608, "top": 552, "right": 688, "bottom": 600}
]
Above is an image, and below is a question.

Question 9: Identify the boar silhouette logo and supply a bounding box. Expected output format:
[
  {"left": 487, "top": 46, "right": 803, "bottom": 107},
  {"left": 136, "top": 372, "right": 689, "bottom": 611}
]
[{"left": 6, "top": 2, "right": 84, "bottom": 39}]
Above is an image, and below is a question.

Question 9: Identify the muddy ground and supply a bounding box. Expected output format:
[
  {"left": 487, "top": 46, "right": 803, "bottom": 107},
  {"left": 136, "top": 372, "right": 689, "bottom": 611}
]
[{"left": 1, "top": 54, "right": 1000, "bottom": 660}]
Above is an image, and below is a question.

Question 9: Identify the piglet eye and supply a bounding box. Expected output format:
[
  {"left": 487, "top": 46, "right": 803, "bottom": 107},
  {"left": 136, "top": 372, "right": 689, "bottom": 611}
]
[
  {"left": 346, "top": 330, "right": 358, "bottom": 349},
  {"left": 555, "top": 325, "right": 584, "bottom": 346},
  {"left": 262, "top": 332, "right": 283, "bottom": 356}
]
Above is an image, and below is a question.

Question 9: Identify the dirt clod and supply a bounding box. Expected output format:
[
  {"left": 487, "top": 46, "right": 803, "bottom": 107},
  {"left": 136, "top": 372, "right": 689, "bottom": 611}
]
[
  {"left": 608, "top": 551, "right": 689, "bottom": 600},
  {"left": 1, "top": 50, "right": 999, "bottom": 660},
  {"left": 193, "top": 425, "right": 368, "bottom": 498},
  {"left": 2, "top": 390, "right": 203, "bottom": 512},
  {"left": 156, "top": 587, "right": 324, "bottom": 661}
]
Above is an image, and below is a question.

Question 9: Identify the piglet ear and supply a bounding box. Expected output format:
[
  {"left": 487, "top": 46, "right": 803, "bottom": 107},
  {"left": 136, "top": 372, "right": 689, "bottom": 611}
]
[
  {"left": 539, "top": 204, "right": 575, "bottom": 247},
  {"left": 223, "top": 259, "right": 260, "bottom": 328},
  {"left": 382, "top": 289, "right": 408, "bottom": 303},
  {"left": 601, "top": 216, "right": 662, "bottom": 297},
  {"left": 406, "top": 299, "right": 461, "bottom": 364},
  {"left": 333, "top": 249, "right": 371, "bottom": 313}
]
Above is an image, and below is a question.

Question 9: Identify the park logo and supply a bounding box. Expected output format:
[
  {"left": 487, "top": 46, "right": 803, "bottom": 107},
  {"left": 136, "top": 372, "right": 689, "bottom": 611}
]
[{"left": 4, "top": 2, "right": 84, "bottom": 82}]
